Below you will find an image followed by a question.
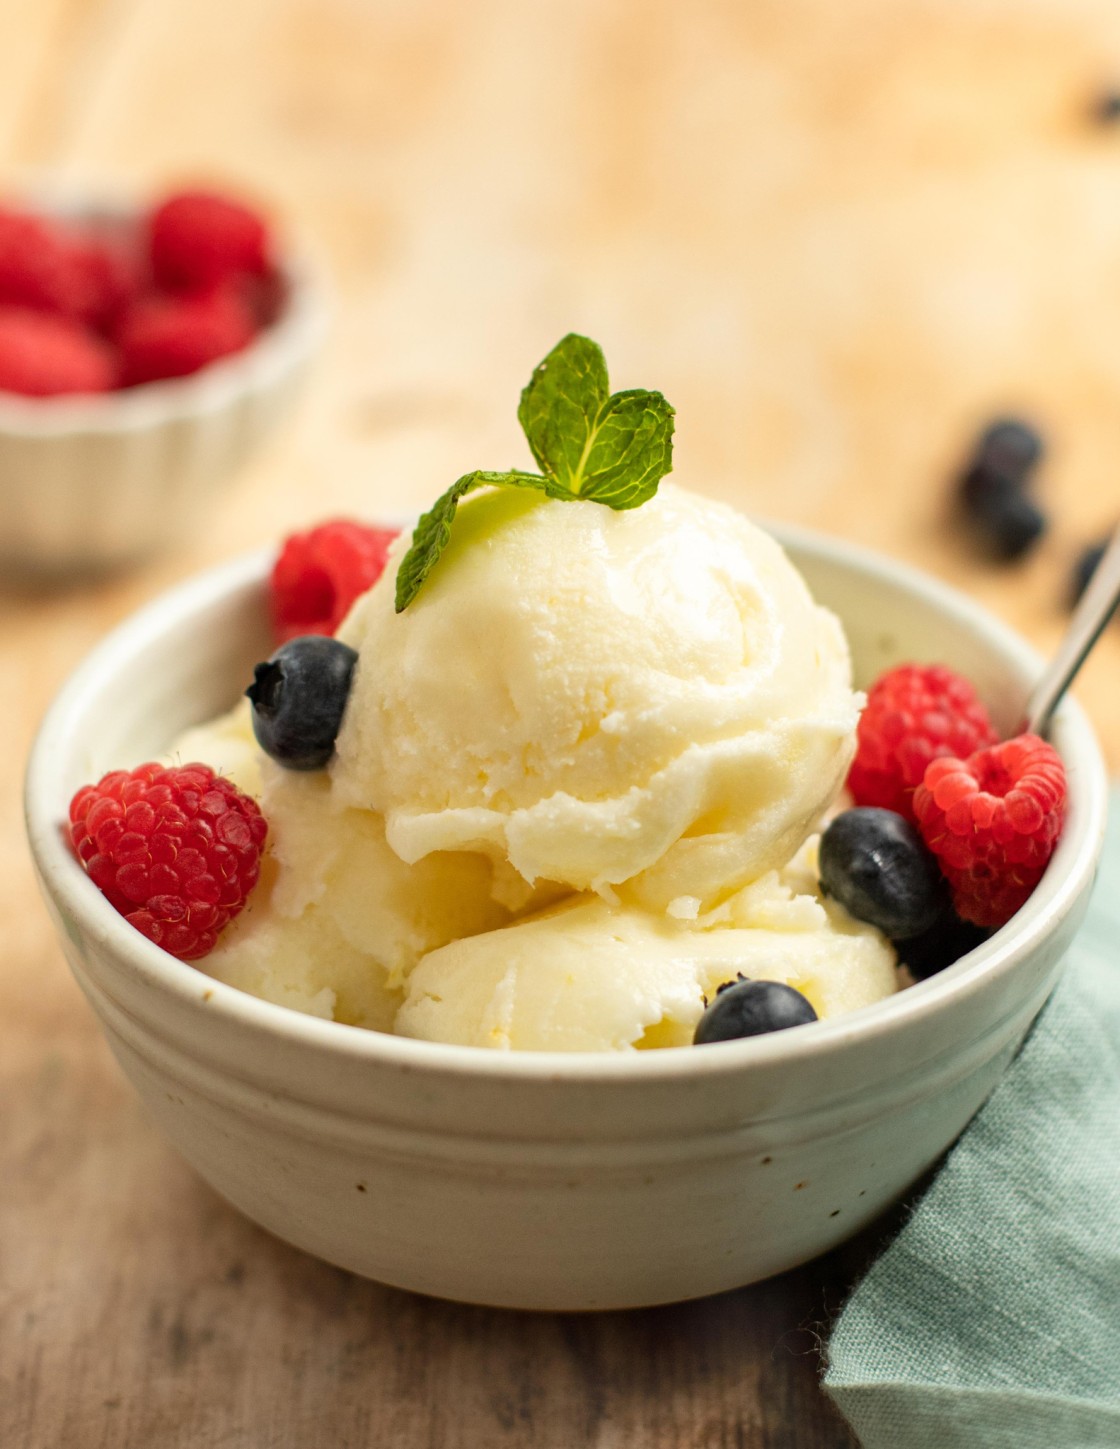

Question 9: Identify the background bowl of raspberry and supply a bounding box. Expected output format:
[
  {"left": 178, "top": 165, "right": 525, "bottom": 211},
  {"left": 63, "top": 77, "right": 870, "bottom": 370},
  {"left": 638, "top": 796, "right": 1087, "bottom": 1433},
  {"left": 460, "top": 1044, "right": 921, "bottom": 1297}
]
[
  {"left": 23, "top": 527, "right": 1108, "bottom": 1309},
  {"left": 0, "top": 184, "right": 325, "bottom": 577}
]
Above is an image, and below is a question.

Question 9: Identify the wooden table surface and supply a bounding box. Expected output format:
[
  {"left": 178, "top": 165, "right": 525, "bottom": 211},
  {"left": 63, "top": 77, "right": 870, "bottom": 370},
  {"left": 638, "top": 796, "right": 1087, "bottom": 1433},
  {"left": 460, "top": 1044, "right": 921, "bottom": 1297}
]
[{"left": 4, "top": 2, "right": 1120, "bottom": 1444}]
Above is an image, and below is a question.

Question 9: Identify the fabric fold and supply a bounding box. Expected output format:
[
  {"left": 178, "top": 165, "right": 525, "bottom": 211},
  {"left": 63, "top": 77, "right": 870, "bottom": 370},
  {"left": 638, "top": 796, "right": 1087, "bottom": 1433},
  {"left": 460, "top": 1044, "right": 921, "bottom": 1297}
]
[{"left": 824, "top": 791, "right": 1120, "bottom": 1449}]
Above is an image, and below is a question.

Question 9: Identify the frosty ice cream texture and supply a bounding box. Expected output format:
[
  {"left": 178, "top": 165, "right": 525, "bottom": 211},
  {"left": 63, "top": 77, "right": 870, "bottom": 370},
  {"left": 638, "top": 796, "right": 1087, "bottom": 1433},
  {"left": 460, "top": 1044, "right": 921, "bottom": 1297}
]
[
  {"left": 396, "top": 838, "right": 899, "bottom": 1051},
  {"left": 178, "top": 482, "right": 898, "bottom": 1048},
  {"left": 334, "top": 483, "right": 857, "bottom": 910}
]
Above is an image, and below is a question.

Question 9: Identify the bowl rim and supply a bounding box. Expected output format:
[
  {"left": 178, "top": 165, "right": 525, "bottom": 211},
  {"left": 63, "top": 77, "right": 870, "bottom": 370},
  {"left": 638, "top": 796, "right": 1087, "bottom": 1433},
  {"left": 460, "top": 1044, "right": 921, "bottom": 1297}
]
[
  {"left": 24, "top": 521, "right": 1110, "bottom": 1083},
  {"left": 0, "top": 187, "right": 327, "bottom": 437}
]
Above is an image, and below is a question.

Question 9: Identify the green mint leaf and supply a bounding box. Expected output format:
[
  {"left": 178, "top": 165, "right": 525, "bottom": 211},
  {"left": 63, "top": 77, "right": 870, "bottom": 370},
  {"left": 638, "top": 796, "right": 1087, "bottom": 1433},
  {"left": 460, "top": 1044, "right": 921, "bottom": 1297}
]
[
  {"left": 396, "top": 334, "right": 675, "bottom": 609},
  {"left": 517, "top": 333, "right": 673, "bottom": 503},
  {"left": 576, "top": 388, "right": 675, "bottom": 509},
  {"left": 394, "top": 470, "right": 546, "bottom": 613},
  {"left": 517, "top": 333, "right": 609, "bottom": 488}
]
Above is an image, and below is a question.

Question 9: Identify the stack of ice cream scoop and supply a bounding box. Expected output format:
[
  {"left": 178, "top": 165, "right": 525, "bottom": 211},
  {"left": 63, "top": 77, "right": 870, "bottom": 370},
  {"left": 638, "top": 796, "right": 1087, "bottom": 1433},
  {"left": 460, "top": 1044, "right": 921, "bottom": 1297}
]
[{"left": 67, "top": 337, "right": 1067, "bottom": 1052}]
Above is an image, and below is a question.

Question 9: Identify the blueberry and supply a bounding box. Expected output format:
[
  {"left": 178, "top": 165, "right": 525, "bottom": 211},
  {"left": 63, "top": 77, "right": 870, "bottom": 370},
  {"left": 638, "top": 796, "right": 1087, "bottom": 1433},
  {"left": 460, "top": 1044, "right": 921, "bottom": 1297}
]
[
  {"left": 1071, "top": 539, "right": 1107, "bottom": 607},
  {"left": 898, "top": 912, "right": 991, "bottom": 981},
  {"left": 959, "top": 466, "right": 1047, "bottom": 561},
  {"left": 819, "top": 808, "right": 946, "bottom": 941},
  {"left": 246, "top": 635, "right": 358, "bottom": 770},
  {"left": 693, "top": 977, "right": 817, "bottom": 1045},
  {"left": 1093, "top": 90, "right": 1120, "bottom": 125},
  {"left": 974, "top": 417, "right": 1044, "bottom": 481},
  {"left": 957, "top": 417, "right": 1047, "bottom": 562}
]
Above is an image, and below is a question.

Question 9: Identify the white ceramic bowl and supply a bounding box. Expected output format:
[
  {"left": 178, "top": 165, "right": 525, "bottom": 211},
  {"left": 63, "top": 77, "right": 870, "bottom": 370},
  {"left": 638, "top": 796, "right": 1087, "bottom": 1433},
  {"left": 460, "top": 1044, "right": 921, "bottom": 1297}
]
[
  {"left": 0, "top": 193, "right": 325, "bottom": 577},
  {"left": 24, "top": 528, "right": 1108, "bottom": 1310}
]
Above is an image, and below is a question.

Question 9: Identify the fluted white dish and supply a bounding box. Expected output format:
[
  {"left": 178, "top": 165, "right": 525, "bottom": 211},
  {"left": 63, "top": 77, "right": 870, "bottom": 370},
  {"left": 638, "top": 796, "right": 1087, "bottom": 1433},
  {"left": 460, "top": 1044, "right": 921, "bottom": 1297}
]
[
  {"left": 0, "top": 192, "right": 325, "bottom": 577},
  {"left": 24, "top": 527, "right": 1108, "bottom": 1309}
]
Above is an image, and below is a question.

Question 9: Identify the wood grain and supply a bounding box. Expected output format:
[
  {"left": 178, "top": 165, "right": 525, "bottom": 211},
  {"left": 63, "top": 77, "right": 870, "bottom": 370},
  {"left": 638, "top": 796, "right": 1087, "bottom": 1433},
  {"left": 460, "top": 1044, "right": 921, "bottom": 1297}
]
[{"left": 4, "top": 1, "right": 1120, "bottom": 1444}]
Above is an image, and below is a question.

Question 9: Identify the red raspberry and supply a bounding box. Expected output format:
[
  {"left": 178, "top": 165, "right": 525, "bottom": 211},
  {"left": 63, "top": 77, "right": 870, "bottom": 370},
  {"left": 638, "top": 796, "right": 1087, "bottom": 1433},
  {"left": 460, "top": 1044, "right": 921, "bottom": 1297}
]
[
  {"left": 0, "top": 306, "right": 115, "bottom": 396},
  {"left": 0, "top": 209, "right": 146, "bottom": 335},
  {"left": 70, "top": 235, "right": 144, "bottom": 333},
  {"left": 116, "top": 285, "right": 256, "bottom": 385},
  {"left": 69, "top": 762, "right": 267, "bottom": 961},
  {"left": 270, "top": 519, "right": 401, "bottom": 642},
  {"left": 0, "top": 209, "right": 98, "bottom": 318},
  {"left": 849, "top": 664, "right": 999, "bottom": 821},
  {"left": 149, "top": 190, "right": 271, "bottom": 291},
  {"left": 913, "top": 734, "right": 1067, "bottom": 928},
  {"left": 239, "top": 268, "right": 286, "bottom": 329}
]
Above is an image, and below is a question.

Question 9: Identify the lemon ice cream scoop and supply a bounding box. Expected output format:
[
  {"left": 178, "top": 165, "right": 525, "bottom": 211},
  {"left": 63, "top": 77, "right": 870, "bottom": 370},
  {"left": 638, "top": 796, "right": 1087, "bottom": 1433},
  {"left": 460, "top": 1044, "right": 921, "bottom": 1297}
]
[
  {"left": 395, "top": 839, "right": 897, "bottom": 1052},
  {"left": 166, "top": 701, "right": 511, "bottom": 1026},
  {"left": 333, "top": 483, "right": 860, "bottom": 910},
  {"left": 152, "top": 330, "right": 896, "bottom": 1053}
]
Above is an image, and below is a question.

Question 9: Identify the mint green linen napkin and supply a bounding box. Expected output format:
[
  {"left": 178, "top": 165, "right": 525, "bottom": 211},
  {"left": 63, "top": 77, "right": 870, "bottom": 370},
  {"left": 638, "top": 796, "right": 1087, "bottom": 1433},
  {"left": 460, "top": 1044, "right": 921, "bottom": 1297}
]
[{"left": 823, "top": 788, "right": 1120, "bottom": 1449}]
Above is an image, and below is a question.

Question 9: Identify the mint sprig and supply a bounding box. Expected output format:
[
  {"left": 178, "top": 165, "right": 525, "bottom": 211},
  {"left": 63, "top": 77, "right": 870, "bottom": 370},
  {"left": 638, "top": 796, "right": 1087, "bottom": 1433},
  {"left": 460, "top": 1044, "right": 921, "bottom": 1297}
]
[
  {"left": 393, "top": 470, "right": 548, "bottom": 613},
  {"left": 394, "top": 334, "right": 674, "bottom": 611},
  {"left": 517, "top": 334, "right": 674, "bottom": 505}
]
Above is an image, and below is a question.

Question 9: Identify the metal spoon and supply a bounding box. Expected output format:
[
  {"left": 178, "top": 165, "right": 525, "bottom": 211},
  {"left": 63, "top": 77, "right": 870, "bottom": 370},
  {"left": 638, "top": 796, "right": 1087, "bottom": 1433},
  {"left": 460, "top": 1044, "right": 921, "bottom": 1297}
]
[{"left": 1022, "top": 522, "right": 1120, "bottom": 736}]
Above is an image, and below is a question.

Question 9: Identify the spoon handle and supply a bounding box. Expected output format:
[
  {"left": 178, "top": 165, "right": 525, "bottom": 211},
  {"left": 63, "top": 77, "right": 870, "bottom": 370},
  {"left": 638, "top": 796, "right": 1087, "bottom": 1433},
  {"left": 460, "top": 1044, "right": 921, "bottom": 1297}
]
[{"left": 1023, "top": 523, "right": 1120, "bottom": 737}]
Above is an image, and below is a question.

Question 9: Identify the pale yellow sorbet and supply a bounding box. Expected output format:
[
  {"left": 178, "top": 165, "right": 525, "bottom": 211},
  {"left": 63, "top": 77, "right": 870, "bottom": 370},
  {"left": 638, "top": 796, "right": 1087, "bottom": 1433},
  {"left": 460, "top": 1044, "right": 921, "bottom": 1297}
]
[
  {"left": 171, "top": 700, "right": 513, "bottom": 1026},
  {"left": 168, "top": 487, "right": 898, "bottom": 1050},
  {"left": 333, "top": 485, "right": 860, "bottom": 911},
  {"left": 396, "top": 839, "right": 897, "bottom": 1052},
  {"left": 172, "top": 697, "right": 265, "bottom": 801}
]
